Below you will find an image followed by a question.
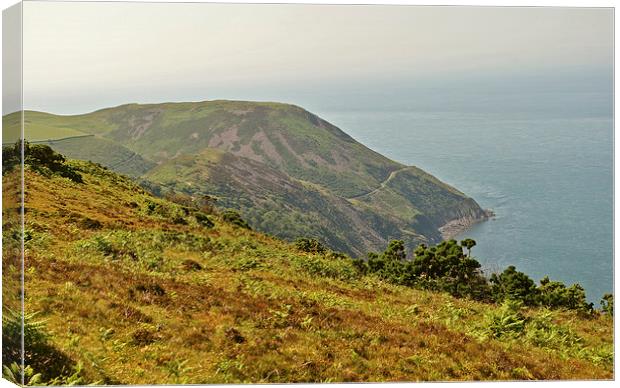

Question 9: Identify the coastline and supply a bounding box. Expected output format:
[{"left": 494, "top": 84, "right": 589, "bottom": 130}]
[{"left": 439, "top": 209, "right": 495, "bottom": 240}]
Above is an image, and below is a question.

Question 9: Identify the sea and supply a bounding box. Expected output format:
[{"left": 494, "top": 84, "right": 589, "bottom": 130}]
[{"left": 317, "top": 90, "right": 613, "bottom": 303}]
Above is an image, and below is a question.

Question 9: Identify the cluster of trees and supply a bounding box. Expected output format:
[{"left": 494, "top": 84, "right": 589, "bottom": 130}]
[
  {"left": 490, "top": 267, "right": 592, "bottom": 312},
  {"left": 352, "top": 239, "right": 491, "bottom": 301},
  {"left": 297, "top": 237, "right": 612, "bottom": 314},
  {"left": 3, "top": 141, "right": 83, "bottom": 183}
]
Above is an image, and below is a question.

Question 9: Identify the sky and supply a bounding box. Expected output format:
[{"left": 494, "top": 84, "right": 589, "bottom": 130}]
[{"left": 8, "top": 1, "right": 615, "bottom": 114}]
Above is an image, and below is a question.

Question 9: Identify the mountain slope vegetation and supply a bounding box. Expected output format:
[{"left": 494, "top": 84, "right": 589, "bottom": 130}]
[
  {"left": 1, "top": 148, "right": 613, "bottom": 384},
  {"left": 4, "top": 101, "right": 489, "bottom": 256}
]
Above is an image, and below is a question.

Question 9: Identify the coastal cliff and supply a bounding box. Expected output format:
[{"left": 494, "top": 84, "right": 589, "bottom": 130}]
[{"left": 6, "top": 100, "right": 490, "bottom": 256}]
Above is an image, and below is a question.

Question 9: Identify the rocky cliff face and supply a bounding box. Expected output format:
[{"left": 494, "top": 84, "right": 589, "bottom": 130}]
[{"left": 437, "top": 199, "right": 494, "bottom": 240}]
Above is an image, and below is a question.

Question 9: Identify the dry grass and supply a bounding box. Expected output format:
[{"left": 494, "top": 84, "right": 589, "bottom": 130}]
[{"left": 3, "top": 162, "right": 614, "bottom": 384}]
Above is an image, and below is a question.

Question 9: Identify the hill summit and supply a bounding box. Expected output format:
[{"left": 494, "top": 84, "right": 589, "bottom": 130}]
[{"left": 4, "top": 100, "right": 489, "bottom": 256}]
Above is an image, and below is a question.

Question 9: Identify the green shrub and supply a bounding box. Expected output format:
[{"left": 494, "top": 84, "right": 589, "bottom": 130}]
[
  {"left": 222, "top": 210, "right": 251, "bottom": 229},
  {"left": 2, "top": 309, "right": 49, "bottom": 365},
  {"left": 483, "top": 300, "right": 526, "bottom": 339},
  {"left": 365, "top": 240, "right": 410, "bottom": 285},
  {"left": 524, "top": 310, "right": 582, "bottom": 350},
  {"left": 194, "top": 211, "right": 215, "bottom": 228},
  {"left": 3, "top": 142, "right": 83, "bottom": 182},
  {"left": 2, "top": 309, "right": 83, "bottom": 384},
  {"left": 293, "top": 255, "right": 360, "bottom": 281},
  {"left": 295, "top": 237, "right": 327, "bottom": 254},
  {"left": 356, "top": 240, "right": 491, "bottom": 299},
  {"left": 3, "top": 363, "right": 43, "bottom": 386}
]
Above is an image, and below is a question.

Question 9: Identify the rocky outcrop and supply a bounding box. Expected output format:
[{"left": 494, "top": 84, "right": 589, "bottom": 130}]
[{"left": 438, "top": 201, "right": 495, "bottom": 240}]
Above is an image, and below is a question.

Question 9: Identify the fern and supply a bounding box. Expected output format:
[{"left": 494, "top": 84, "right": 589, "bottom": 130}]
[{"left": 2, "top": 362, "right": 43, "bottom": 386}]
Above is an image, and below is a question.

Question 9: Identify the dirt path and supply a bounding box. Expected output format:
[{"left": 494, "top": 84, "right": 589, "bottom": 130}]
[
  {"left": 108, "top": 152, "right": 138, "bottom": 169},
  {"left": 347, "top": 167, "right": 410, "bottom": 200}
]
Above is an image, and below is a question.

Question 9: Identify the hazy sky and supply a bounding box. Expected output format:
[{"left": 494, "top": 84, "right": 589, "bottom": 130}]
[{"left": 16, "top": 2, "right": 614, "bottom": 114}]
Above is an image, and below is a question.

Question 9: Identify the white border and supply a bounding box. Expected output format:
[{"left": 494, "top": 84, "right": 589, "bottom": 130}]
[{"left": 0, "top": 1, "right": 616, "bottom": 387}]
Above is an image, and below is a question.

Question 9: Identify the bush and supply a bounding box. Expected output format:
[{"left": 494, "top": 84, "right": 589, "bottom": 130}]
[
  {"left": 524, "top": 310, "right": 582, "bottom": 350},
  {"left": 295, "top": 237, "right": 327, "bottom": 254},
  {"left": 354, "top": 240, "right": 591, "bottom": 312},
  {"left": 293, "top": 255, "right": 360, "bottom": 281},
  {"left": 483, "top": 300, "right": 526, "bottom": 339},
  {"left": 2, "top": 142, "right": 21, "bottom": 174},
  {"left": 3, "top": 142, "right": 83, "bottom": 182},
  {"left": 2, "top": 363, "right": 43, "bottom": 386},
  {"left": 365, "top": 240, "right": 410, "bottom": 285},
  {"left": 194, "top": 211, "right": 215, "bottom": 228},
  {"left": 2, "top": 309, "right": 49, "bottom": 366},
  {"left": 222, "top": 210, "right": 251, "bottom": 229},
  {"left": 356, "top": 239, "right": 490, "bottom": 299},
  {"left": 411, "top": 240, "right": 489, "bottom": 298}
]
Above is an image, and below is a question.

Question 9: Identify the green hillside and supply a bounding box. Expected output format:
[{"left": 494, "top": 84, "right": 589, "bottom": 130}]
[
  {"left": 143, "top": 149, "right": 402, "bottom": 256},
  {"left": 3, "top": 101, "right": 489, "bottom": 256},
  {"left": 3, "top": 111, "right": 100, "bottom": 143},
  {"left": 1, "top": 148, "right": 613, "bottom": 384},
  {"left": 35, "top": 136, "right": 156, "bottom": 177}
]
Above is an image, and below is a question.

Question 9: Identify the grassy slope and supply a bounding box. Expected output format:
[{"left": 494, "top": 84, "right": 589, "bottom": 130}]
[
  {"left": 3, "top": 111, "right": 108, "bottom": 143},
  {"left": 35, "top": 136, "right": 157, "bottom": 177},
  {"left": 2, "top": 162, "right": 613, "bottom": 384}
]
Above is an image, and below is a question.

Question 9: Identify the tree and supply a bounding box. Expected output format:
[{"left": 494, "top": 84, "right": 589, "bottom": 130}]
[
  {"left": 382, "top": 240, "right": 407, "bottom": 261},
  {"left": 601, "top": 293, "right": 614, "bottom": 316},
  {"left": 537, "top": 277, "right": 592, "bottom": 313},
  {"left": 410, "top": 240, "right": 488, "bottom": 299},
  {"left": 489, "top": 266, "right": 538, "bottom": 305},
  {"left": 365, "top": 240, "right": 410, "bottom": 285},
  {"left": 460, "top": 238, "right": 476, "bottom": 257}
]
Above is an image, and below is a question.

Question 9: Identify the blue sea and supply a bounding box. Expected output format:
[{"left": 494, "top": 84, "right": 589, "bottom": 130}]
[{"left": 319, "top": 101, "right": 613, "bottom": 303}]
